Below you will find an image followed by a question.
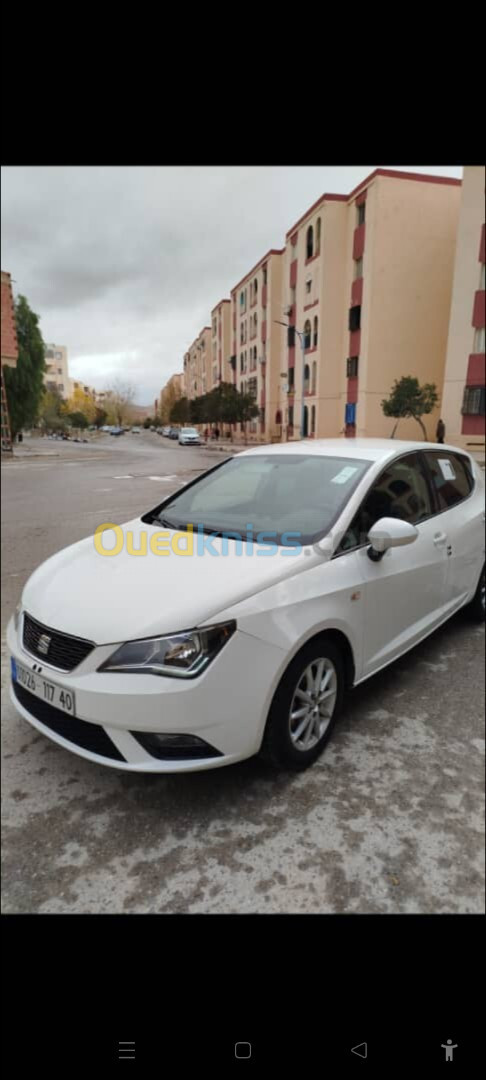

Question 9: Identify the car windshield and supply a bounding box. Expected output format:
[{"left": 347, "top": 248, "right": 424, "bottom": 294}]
[
  {"left": 149, "top": 454, "right": 371, "bottom": 545},
  {"left": 182, "top": 428, "right": 198, "bottom": 435}
]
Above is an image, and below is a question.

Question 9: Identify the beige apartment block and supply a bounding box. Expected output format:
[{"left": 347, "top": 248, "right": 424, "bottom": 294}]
[
  {"left": 210, "top": 299, "right": 232, "bottom": 386},
  {"left": 45, "top": 343, "right": 70, "bottom": 399},
  {"left": 276, "top": 169, "right": 462, "bottom": 443},
  {"left": 440, "top": 166, "right": 485, "bottom": 450},
  {"left": 183, "top": 327, "right": 212, "bottom": 400},
  {"left": 230, "top": 248, "right": 284, "bottom": 441},
  {"left": 159, "top": 372, "right": 184, "bottom": 419}
]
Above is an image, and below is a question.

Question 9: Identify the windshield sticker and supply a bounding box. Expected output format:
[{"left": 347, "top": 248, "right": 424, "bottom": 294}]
[
  {"left": 437, "top": 458, "right": 456, "bottom": 481},
  {"left": 331, "top": 466, "right": 359, "bottom": 485}
]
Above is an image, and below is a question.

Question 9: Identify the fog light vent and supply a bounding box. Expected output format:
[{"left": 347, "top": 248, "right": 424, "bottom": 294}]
[{"left": 130, "top": 731, "right": 223, "bottom": 760}]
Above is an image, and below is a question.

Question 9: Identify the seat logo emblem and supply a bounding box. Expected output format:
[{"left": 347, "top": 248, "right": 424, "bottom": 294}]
[{"left": 37, "top": 634, "right": 51, "bottom": 655}]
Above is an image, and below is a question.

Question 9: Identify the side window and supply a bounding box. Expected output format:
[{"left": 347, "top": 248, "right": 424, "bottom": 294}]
[
  {"left": 424, "top": 452, "right": 474, "bottom": 510},
  {"left": 338, "top": 453, "right": 433, "bottom": 552}
]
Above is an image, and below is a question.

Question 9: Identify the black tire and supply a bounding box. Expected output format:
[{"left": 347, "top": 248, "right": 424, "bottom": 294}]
[
  {"left": 260, "top": 635, "right": 345, "bottom": 771},
  {"left": 466, "top": 563, "right": 485, "bottom": 622}
]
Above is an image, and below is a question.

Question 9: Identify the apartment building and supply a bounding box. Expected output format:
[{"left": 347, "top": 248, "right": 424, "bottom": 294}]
[
  {"left": 230, "top": 249, "right": 284, "bottom": 441},
  {"left": 159, "top": 372, "right": 184, "bottom": 418},
  {"left": 183, "top": 327, "right": 212, "bottom": 400},
  {"left": 440, "top": 166, "right": 485, "bottom": 450},
  {"left": 276, "top": 169, "right": 462, "bottom": 442},
  {"left": 44, "top": 343, "right": 70, "bottom": 399},
  {"left": 210, "top": 299, "right": 232, "bottom": 386}
]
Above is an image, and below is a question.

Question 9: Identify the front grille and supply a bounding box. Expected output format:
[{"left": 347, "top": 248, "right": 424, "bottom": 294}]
[
  {"left": 12, "top": 680, "right": 125, "bottom": 762},
  {"left": 23, "top": 612, "right": 95, "bottom": 671}
]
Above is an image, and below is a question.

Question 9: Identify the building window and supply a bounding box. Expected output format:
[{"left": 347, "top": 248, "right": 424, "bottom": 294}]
[
  {"left": 313, "top": 316, "right": 318, "bottom": 348},
  {"left": 357, "top": 203, "right": 365, "bottom": 226},
  {"left": 240, "top": 289, "right": 247, "bottom": 312},
  {"left": 249, "top": 378, "right": 257, "bottom": 398},
  {"left": 303, "top": 320, "right": 311, "bottom": 349},
  {"left": 311, "top": 405, "right": 316, "bottom": 434},
  {"left": 305, "top": 278, "right": 312, "bottom": 295},
  {"left": 316, "top": 218, "right": 321, "bottom": 255},
  {"left": 253, "top": 277, "right": 258, "bottom": 299},
  {"left": 349, "top": 306, "right": 361, "bottom": 332},
  {"left": 263, "top": 267, "right": 268, "bottom": 285},
  {"left": 347, "top": 356, "right": 359, "bottom": 377},
  {"left": 474, "top": 327, "right": 485, "bottom": 353},
  {"left": 288, "top": 367, "right": 295, "bottom": 391},
  {"left": 304, "top": 364, "right": 310, "bottom": 393},
  {"left": 306, "top": 225, "right": 314, "bottom": 260},
  {"left": 462, "top": 386, "right": 485, "bottom": 415},
  {"left": 345, "top": 402, "right": 356, "bottom": 425},
  {"left": 46, "top": 350, "right": 54, "bottom": 359},
  {"left": 288, "top": 405, "right": 294, "bottom": 428},
  {"left": 354, "top": 257, "right": 363, "bottom": 280},
  {"left": 311, "top": 361, "right": 317, "bottom": 395},
  {"left": 58, "top": 368, "right": 63, "bottom": 374},
  {"left": 55, "top": 352, "right": 62, "bottom": 361}
]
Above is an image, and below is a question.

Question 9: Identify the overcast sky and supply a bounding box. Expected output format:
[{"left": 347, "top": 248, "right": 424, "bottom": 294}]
[{"left": 1, "top": 165, "right": 463, "bottom": 405}]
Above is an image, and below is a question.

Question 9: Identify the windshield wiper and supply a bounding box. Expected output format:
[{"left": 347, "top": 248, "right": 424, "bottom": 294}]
[{"left": 153, "top": 515, "right": 180, "bottom": 529}]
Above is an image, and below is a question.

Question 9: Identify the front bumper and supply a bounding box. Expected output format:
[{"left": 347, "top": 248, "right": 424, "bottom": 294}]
[{"left": 7, "top": 616, "right": 285, "bottom": 772}]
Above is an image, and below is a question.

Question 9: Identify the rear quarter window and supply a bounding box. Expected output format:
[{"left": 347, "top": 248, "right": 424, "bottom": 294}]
[{"left": 424, "top": 452, "right": 474, "bottom": 510}]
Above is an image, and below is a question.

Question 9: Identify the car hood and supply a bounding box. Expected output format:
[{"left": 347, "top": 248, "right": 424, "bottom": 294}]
[{"left": 21, "top": 517, "right": 328, "bottom": 644}]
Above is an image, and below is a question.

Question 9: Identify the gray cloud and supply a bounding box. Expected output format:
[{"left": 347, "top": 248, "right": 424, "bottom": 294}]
[{"left": 1, "top": 165, "right": 462, "bottom": 403}]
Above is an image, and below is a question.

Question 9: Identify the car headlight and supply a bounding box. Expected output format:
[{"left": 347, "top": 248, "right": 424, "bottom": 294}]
[{"left": 98, "top": 621, "right": 236, "bottom": 678}]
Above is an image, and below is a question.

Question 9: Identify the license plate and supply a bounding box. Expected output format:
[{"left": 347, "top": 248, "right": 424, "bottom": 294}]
[{"left": 11, "top": 657, "right": 76, "bottom": 716}]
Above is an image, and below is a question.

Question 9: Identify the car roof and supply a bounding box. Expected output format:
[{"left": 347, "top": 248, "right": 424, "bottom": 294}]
[{"left": 237, "top": 437, "right": 471, "bottom": 464}]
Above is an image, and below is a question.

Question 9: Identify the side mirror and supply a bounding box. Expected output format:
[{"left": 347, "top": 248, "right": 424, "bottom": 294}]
[{"left": 367, "top": 517, "right": 418, "bottom": 562}]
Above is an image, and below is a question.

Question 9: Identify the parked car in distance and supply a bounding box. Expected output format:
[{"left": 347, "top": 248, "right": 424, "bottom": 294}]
[
  {"left": 161, "top": 426, "right": 171, "bottom": 437},
  {"left": 131, "top": 427, "right": 141, "bottom": 434},
  {"left": 110, "top": 427, "right": 124, "bottom": 436},
  {"left": 168, "top": 427, "right": 180, "bottom": 439},
  {"left": 179, "top": 427, "right": 201, "bottom": 446},
  {"left": 8, "top": 439, "right": 485, "bottom": 776}
]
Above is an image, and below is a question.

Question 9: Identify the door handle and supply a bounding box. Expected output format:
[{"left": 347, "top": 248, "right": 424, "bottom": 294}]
[{"left": 433, "top": 532, "right": 447, "bottom": 547}]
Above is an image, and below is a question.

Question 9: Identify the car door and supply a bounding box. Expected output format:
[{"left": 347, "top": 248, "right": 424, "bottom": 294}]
[
  {"left": 336, "top": 451, "right": 450, "bottom": 678},
  {"left": 422, "top": 451, "right": 485, "bottom": 609}
]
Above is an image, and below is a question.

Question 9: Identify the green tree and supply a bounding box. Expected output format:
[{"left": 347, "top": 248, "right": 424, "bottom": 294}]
[
  {"left": 67, "top": 411, "right": 89, "bottom": 429},
  {"left": 38, "top": 387, "right": 66, "bottom": 432},
  {"left": 94, "top": 407, "right": 107, "bottom": 428},
  {"left": 4, "top": 295, "right": 47, "bottom": 438},
  {"left": 170, "top": 396, "right": 191, "bottom": 424},
  {"left": 381, "top": 376, "right": 439, "bottom": 441}
]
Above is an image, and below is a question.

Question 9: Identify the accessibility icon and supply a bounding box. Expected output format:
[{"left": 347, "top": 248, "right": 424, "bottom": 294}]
[{"left": 351, "top": 1042, "right": 367, "bottom": 1059}]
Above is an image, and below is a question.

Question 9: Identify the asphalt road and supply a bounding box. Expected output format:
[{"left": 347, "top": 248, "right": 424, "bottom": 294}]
[{"left": 1, "top": 432, "right": 484, "bottom": 913}]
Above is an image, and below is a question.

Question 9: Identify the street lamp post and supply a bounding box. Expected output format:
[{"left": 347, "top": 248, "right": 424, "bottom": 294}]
[{"left": 274, "top": 319, "right": 307, "bottom": 439}]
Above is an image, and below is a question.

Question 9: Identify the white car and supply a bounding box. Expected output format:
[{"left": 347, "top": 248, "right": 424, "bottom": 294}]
[
  {"left": 178, "top": 427, "right": 201, "bottom": 445},
  {"left": 8, "top": 439, "right": 485, "bottom": 774}
]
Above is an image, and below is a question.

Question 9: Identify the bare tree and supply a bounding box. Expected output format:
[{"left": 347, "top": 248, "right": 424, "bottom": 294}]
[{"left": 103, "top": 379, "right": 136, "bottom": 426}]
